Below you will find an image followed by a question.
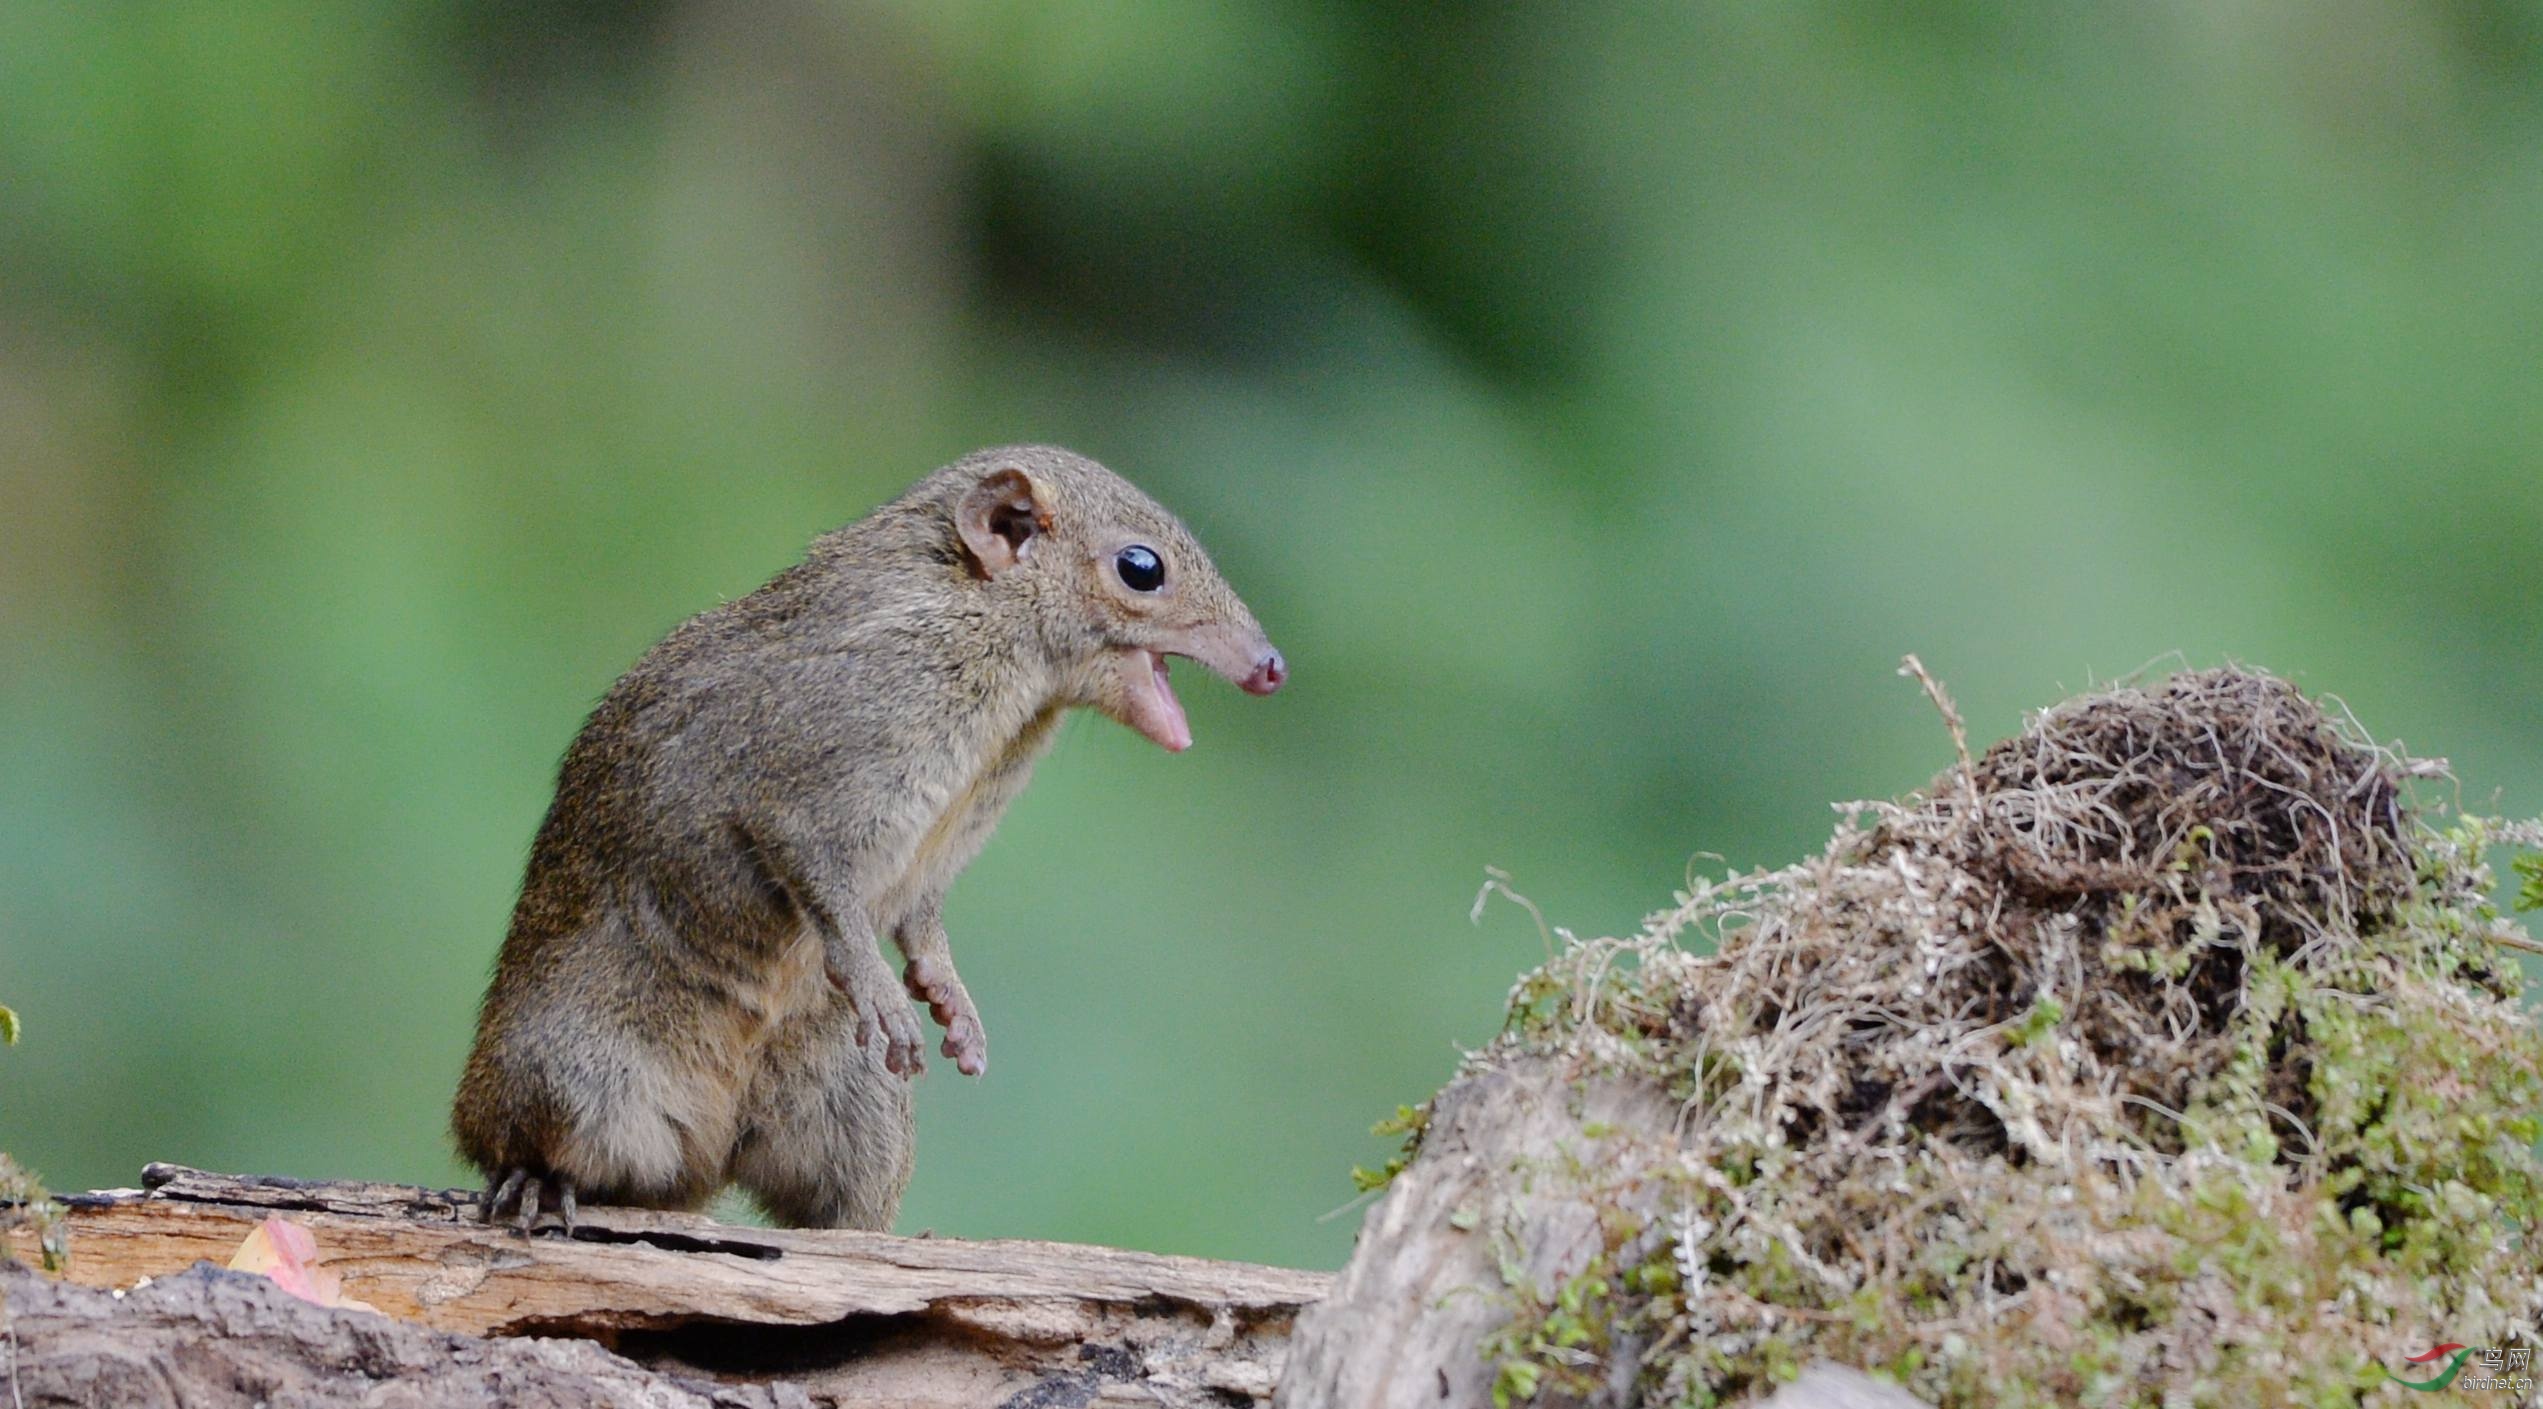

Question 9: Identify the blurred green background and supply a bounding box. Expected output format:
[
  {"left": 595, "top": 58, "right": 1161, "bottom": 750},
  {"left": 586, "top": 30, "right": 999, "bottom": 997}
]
[{"left": 5, "top": 1, "right": 2542, "bottom": 1271}]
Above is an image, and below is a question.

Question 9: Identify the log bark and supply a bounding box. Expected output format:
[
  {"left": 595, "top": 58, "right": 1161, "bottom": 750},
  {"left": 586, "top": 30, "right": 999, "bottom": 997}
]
[{"left": 3, "top": 1164, "right": 1327, "bottom": 1408}]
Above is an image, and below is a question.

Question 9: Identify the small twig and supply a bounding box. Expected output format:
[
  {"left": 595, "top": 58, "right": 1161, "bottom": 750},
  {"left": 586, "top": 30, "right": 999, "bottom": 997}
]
[
  {"left": 1314, "top": 1187, "right": 1382, "bottom": 1225},
  {"left": 1899, "top": 654, "right": 1981, "bottom": 812},
  {"left": 1472, "top": 867, "right": 1557, "bottom": 960},
  {"left": 2485, "top": 929, "right": 2543, "bottom": 956}
]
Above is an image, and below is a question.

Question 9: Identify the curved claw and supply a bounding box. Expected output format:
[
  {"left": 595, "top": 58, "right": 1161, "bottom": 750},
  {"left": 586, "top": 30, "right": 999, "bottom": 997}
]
[
  {"left": 481, "top": 1167, "right": 528, "bottom": 1225},
  {"left": 478, "top": 1167, "right": 579, "bottom": 1237}
]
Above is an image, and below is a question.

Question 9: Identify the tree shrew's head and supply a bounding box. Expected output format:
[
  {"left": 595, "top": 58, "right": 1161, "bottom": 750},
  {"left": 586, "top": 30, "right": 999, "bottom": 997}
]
[{"left": 946, "top": 444, "right": 1284, "bottom": 752}]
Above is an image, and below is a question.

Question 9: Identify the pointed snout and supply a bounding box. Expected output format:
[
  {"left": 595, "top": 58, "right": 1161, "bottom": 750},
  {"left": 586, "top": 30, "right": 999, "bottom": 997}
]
[
  {"left": 1242, "top": 648, "right": 1285, "bottom": 695},
  {"left": 1167, "top": 621, "right": 1286, "bottom": 698}
]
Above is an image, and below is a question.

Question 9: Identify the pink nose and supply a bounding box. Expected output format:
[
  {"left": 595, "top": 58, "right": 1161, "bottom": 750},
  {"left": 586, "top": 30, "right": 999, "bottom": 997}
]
[{"left": 1242, "top": 650, "right": 1286, "bottom": 695}]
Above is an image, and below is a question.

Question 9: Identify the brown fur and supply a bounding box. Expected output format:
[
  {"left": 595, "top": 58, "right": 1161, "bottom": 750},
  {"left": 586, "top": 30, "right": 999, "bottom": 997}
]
[{"left": 451, "top": 446, "right": 1282, "bottom": 1230}]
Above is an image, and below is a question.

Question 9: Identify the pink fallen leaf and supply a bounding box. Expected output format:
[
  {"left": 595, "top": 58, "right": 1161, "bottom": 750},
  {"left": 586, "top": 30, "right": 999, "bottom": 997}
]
[{"left": 227, "top": 1216, "right": 379, "bottom": 1314}]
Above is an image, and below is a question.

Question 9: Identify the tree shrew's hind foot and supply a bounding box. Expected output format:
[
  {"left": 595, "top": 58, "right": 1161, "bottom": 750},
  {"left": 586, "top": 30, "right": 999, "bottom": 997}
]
[{"left": 479, "top": 1167, "right": 579, "bottom": 1236}]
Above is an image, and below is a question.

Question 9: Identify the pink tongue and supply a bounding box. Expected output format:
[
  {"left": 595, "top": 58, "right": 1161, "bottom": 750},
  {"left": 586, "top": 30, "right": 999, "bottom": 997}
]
[{"left": 1121, "top": 650, "right": 1192, "bottom": 752}]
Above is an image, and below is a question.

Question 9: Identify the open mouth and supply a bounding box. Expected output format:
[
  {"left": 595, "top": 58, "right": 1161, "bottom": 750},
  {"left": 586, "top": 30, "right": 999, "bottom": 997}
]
[{"left": 1114, "top": 648, "right": 1192, "bottom": 753}]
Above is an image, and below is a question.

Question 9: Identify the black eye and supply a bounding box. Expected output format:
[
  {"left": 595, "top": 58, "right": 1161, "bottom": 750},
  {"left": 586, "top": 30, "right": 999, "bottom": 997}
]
[{"left": 1115, "top": 545, "right": 1165, "bottom": 592}]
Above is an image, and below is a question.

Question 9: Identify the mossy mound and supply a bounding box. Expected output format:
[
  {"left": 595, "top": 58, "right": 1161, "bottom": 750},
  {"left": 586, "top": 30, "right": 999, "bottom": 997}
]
[{"left": 1471, "top": 668, "right": 2543, "bottom": 1407}]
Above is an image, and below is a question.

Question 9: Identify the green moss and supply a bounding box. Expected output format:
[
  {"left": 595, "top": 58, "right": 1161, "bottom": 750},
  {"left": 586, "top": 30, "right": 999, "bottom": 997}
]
[
  {"left": 1350, "top": 1102, "right": 1431, "bottom": 1193},
  {"left": 1484, "top": 1250, "right": 1639, "bottom": 1408},
  {"left": 2008, "top": 997, "right": 2064, "bottom": 1047}
]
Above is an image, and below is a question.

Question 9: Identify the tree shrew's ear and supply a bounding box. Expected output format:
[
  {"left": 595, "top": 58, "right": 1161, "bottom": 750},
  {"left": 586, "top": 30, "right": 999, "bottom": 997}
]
[{"left": 955, "top": 467, "right": 1048, "bottom": 578}]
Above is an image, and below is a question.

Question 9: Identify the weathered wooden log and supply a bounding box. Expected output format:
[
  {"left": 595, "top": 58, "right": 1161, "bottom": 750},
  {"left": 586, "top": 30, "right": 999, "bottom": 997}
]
[
  {"left": 3, "top": 1164, "right": 1328, "bottom": 1407},
  {"left": 0, "top": 1262, "right": 816, "bottom": 1408}
]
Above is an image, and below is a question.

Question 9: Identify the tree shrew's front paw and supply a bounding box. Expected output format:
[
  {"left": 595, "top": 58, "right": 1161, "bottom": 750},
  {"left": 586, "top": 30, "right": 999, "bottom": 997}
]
[
  {"left": 905, "top": 952, "right": 987, "bottom": 1076},
  {"left": 871, "top": 1001, "right": 926, "bottom": 1077},
  {"left": 830, "top": 945, "right": 928, "bottom": 1078}
]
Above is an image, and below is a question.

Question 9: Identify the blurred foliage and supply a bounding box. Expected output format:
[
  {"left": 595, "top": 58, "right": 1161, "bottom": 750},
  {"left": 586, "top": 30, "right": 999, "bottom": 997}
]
[
  {"left": 0, "top": 1151, "right": 67, "bottom": 1272},
  {"left": 3, "top": 0, "right": 2541, "bottom": 1271}
]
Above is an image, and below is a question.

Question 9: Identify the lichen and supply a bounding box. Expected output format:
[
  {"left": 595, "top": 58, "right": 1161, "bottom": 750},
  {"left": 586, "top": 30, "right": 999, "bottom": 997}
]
[{"left": 1438, "top": 668, "right": 2543, "bottom": 1408}]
